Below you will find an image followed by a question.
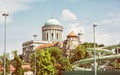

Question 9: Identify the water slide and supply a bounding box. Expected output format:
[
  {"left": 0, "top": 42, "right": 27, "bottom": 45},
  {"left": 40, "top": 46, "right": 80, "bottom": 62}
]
[
  {"left": 72, "top": 45, "right": 120, "bottom": 71},
  {"left": 73, "top": 54, "right": 120, "bottom": 65},
  {"left": 86, "top": 48, "right": 114, "bottom": 54}
]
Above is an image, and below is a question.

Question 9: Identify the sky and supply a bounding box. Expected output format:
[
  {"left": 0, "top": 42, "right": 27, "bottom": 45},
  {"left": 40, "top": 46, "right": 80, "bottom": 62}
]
[{"left": 0, "top": 0, "right": 120, "bottom": 55}]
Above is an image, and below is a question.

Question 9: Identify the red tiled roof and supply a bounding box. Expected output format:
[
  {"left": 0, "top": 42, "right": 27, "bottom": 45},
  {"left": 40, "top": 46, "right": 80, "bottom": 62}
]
[
  {"left": 0, "top": 65, "right": 15, "bottom": 73},
  {"left": 22, "top": 63, "right": 31, "bottom": 70},
  {"left": 37, "top": 42, "right": 58, "bottom": 49},
  {"left": 67, "top": 31, "right": 77, "bottom": 37},
  {"left": 0, "top": 64, "right": 31, "bottom": 73}
]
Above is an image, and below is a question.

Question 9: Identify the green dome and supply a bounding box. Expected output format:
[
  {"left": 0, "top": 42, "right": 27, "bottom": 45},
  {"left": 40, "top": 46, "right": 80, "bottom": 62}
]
[{"left": 44, "top": 18, "right": 61, "bottom": 26}]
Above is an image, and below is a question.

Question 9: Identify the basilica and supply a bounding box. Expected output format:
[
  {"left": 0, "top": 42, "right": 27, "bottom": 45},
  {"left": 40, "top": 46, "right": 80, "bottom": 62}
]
[{"left": 22, "top": 17, "right": 84, "bottom": 62}]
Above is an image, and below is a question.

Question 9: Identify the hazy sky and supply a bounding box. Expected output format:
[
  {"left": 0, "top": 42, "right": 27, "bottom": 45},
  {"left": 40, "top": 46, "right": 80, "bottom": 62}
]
[{"left": 0, "top": 0, "right": 120, "bottom": 55}]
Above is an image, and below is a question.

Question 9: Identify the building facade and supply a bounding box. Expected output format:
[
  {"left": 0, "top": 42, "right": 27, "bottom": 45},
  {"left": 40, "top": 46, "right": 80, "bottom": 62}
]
[
  {"left": 63, "top": 31, "right": 79, "bottom": 57},
  {"left": 42, "top": 17, "right": 63, "bottom": 42},
  {"left": 22, "top": 40, "right": 51, "bottom": 62},
  {"left": 22, "top": 17, "right": 84, "bottom": 62},
  {"left": 22, "top": 17, "right": 63, "bottom": 62}
]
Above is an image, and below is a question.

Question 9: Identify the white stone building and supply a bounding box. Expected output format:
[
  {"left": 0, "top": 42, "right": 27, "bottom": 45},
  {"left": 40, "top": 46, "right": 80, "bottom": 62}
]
[
  {"left": 22, "top": 17, "right": 63, "bottom": 62},
  {"left": 63, "top": 31, "right": 79, "bottom": 57},
  {"left": 22, "top": 17, "right": 84, "bottom": 61}
]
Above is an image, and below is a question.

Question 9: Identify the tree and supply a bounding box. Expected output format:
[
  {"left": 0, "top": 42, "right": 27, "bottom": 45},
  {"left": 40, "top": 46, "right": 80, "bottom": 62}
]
[
  {"left": 0, "top": 54, "right": 10, "bottom": 75},
  {"left": 59, "top": 57, "right": 72, "bottom": 71},
  {"left": 12, "top": 51, "right": 24, "bottom": 75},
  {"left": 48, "top": 47, "right": 63, "bottom": 61},
  {"left": 70, "top": 45, "right": 86, "bottom": 63},
  {"left": 47, "top": 47, "right": 72, "bottom": 74},
  {"left": 82, "top": 42, "right": 98, "bottom": 48},
  {"left": 30, "top": 49, "right": 55, "bottom": 75},
  {"left": 5, "top": 54, "right": 10, "bottom": 75}
]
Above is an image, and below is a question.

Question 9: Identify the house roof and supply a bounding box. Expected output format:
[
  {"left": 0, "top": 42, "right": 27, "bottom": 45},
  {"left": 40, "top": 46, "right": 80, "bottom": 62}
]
[
  {"left": 67, "top": 31, "right": 78, "bottom": 37},
  {"left": 0, "top": 65, "right": 15, "bottom": 73},
  {"left": 22, "top": 63, "right": 31, "bottom": 70},
  {"left": 0, "top": 63, "right": 31, "bottom": 73},
  {"left": 37, "top": 42, "right": 63, "bottom": 49},
  {"left": 37, "top": 42, "right": 58, "bottom": 49}
]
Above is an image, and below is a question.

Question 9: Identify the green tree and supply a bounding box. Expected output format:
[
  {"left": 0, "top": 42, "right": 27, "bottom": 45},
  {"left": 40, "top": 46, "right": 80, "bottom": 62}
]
[
  {"left": 0, "top": 56, "right": 2, "bottom": 65},
  {"left": 70, "top": 45, "right": 86, "bottom": 63},
  {"left": 82, "top": 42, "right": 98, "bottom": 48},
  {"left": 59, "top": 57, "right": 72, "bottom": 71},
  {"left": 30, "top": 49, "right": 55, "bottom": 75},
  {"left": 69, "top": 42, "right": 103, "bottom": 64},
  {"left": 5, "top": 54, "right": 10, "bottom": 75},
  {"left": 48, "top": 47, "right": 63, "bottom": 61},
  {"left": 0, "top": 54, "right": 10, "bottom": 75},
  {"left": 47, "top": 47, "right": 72, "bottom": 74},
  {"left": 12, "top": 51, "right": 24, "bottom": 75}
]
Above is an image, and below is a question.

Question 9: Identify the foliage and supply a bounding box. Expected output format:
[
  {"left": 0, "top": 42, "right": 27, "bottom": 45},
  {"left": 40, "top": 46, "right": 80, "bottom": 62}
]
[
  {"left": 30, "top": 49, "right": 55, "bottom": 75},
  {"left": 48, "top": 47, "right": 63, "bottom": 60},
  {"left": 12, "top": 51, "right": 24, "bottom": 75},
  {"left": 0, "top": 56, "right": 3, "bottom": 65},
  {"left": 30, "top": 47, "right": 72, "bottom": 75},
  {"left": 82, "top": 42, "right": 98, "bottom": 48},
  {"left": 0, "top": 54, "right": 10, "bottom": 75},
  {"left": 59, "top": 57, "right": 72, "bottom": 71},
  {"left": 111, "top": 60, "right": 120, "bottom": 68},
  {"left": 5, "top": 54, "right": 10, "bottom": 75},
  {"left": 47, "top": 47, "right": 72, "bottom": 74},
  {"left": 69, "top": 45, "right": 86, "bottom": 63},
  {"left": 69, "top": 42, "right": 104, "bottom": 63}
]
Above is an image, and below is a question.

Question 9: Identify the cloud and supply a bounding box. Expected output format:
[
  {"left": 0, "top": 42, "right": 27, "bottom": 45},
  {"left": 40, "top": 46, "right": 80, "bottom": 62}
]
[
  {"left": 100, "top": 12, "right": 120, "bottom": 26},
  {"left": 99, "top": 12, "right": 120, "bottom": 34},
  {"left": 60, "top": 9, "right": 86, "bottom": 41},
  {"left": 96, "top": 12, "right": 120, "bottom": 45},
  {"left": 61, "top": 11, "right": 120, "bottom": 46},
  {"left": 0, "top": 0, "right": 32, "bottom": 13},
  {"left": 96, "top": 33, "right": 111, "bottom": 45},
  {"left": 0, "top": 0, "right": 48, "bottom": 55},
  {"left": 96, "top": 32, "right": 120, "bottom": 46},
  {"left": 0, "top": 0, "right": 43, "bottom": 23},
  {"left": 69, "top": 23, "right": 84, "bottom": 34},
  {"left": 60, "top": 9, "right": 77, "bottom": 21}
]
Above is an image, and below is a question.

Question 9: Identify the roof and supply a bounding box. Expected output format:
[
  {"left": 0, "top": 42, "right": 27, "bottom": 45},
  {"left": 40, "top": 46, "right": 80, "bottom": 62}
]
[
  {"left": 0, "top": 65, "right": 15, "bottom": 73},
  {"left": 44, "top": 17, "right": 61, "bottom": 26},
  {"left": 67, "top": 31, "right": 78, "bottom": 37},
  {"left": 37, "top": 42, "right": 63, "bottom": 49},
  {"left": 37, "top": 42, "right": 58, "bottom": 49},
  {"left": 22, "top": 63, "right": 31, "bottom": 70},
  {"left": 0, "top": 64, "right": 31, "bottom": 73}
]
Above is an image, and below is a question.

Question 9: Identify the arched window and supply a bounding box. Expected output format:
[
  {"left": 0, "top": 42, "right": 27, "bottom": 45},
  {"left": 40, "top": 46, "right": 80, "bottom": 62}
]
[
  {"left": 51, "top": 33, "right": 53, "bottom": 40},
  {"left": 57, "top": 33, "right": 58, "bottom": 39},
  {"left": 47, "top": 33, "right": 48, "bottom": 40}
]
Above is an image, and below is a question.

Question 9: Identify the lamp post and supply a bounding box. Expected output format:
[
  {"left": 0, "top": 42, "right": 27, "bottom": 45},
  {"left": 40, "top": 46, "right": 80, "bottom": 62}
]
[
  {"left": 33, "top": 35, "right": 37, "bottom": 75},
  {"left": 2, "top": 13, "right": 9, "bottom": 75},
  {"left": 93, "top": 23, "right": 97, "bottom": 75}
]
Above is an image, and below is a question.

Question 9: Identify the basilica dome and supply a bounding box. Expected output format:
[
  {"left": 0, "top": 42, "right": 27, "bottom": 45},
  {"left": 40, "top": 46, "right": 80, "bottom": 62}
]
[{"left": 44, "top": 17, "right": 61, "bottom": 26}]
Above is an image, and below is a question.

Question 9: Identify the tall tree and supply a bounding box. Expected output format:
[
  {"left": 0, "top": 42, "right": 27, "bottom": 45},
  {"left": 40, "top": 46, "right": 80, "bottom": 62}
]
[
  {"left": 47, "top": 47, "right": 72, "bottom": 74},
  {"left": 30, "top": 49, "right": 55, "bottom": 75},
  {"left": 12, "top": 51, "right": 24, "bottom": 75},
  {"left": 70, "top": 45, "right": 86, "bottom": 63},
  {"left": 48, "top": 47, "right": 63, "bottom": 60},
  {"left": 0, "top": 54, "right": 10, "bottom": 75},
  {"left": 59, "top": 57, "right": 72, "bottom": 71}
]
